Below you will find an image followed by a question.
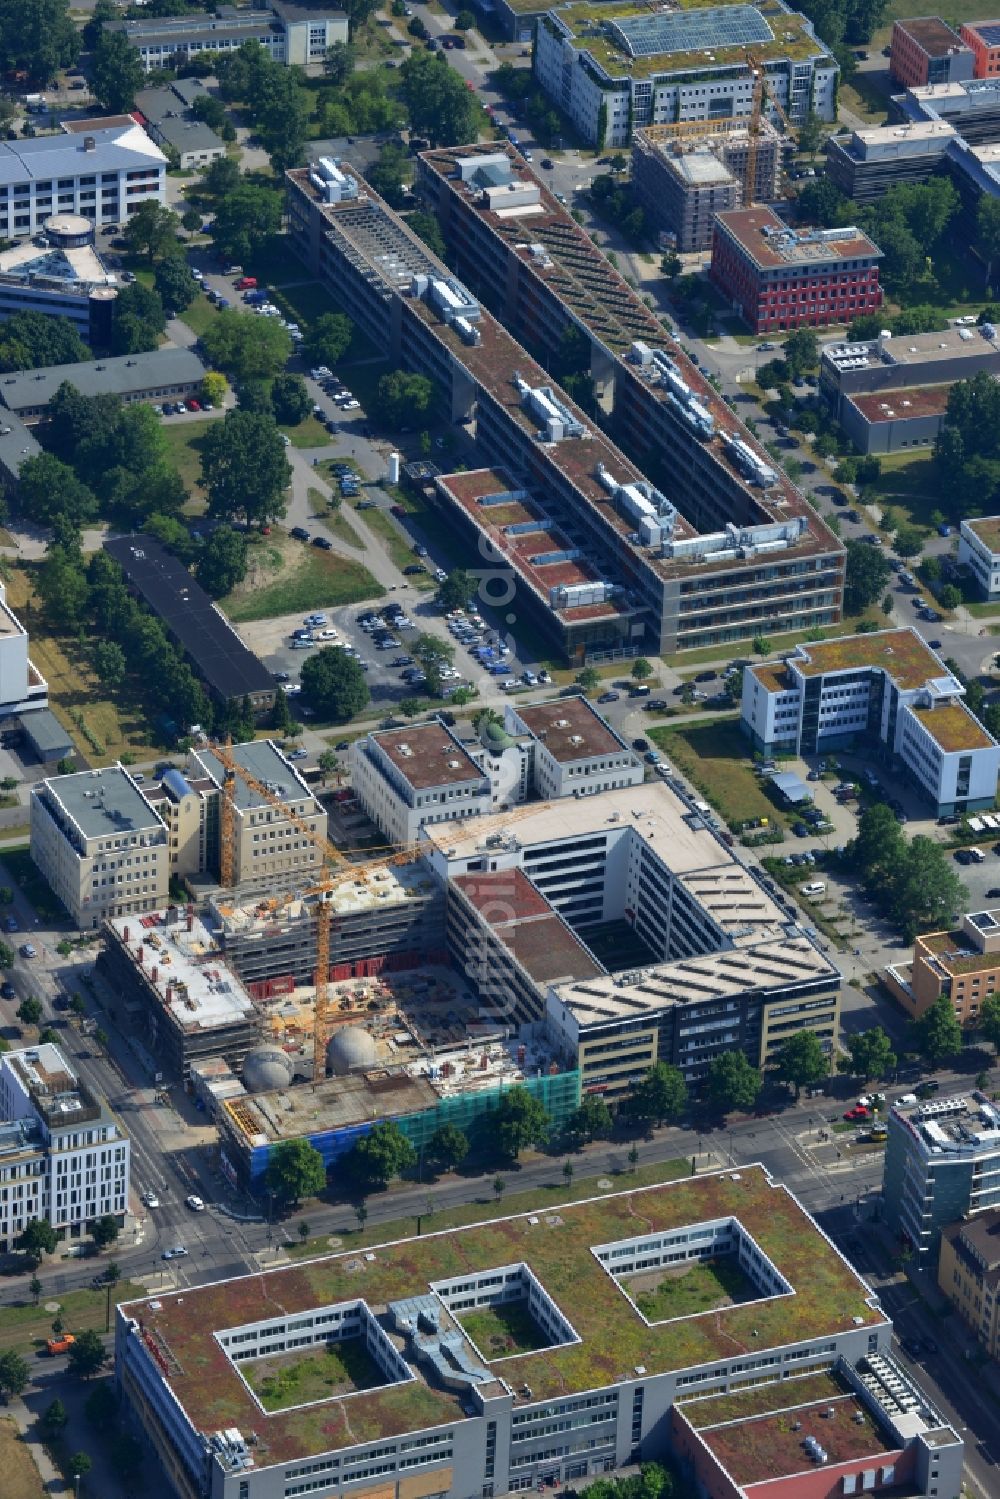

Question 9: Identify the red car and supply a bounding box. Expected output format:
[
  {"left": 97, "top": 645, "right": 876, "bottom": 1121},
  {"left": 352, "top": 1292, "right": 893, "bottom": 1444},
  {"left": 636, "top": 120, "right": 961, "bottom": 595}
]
[
  {"left": 843, "top": 1106, "right": 870, "bottom": 1122},
  {"left": 391, "top": 504, "right": 407, "bottom": 517},
  {"left": 185, "top": 397, "right": 201, "bottom": 411}
]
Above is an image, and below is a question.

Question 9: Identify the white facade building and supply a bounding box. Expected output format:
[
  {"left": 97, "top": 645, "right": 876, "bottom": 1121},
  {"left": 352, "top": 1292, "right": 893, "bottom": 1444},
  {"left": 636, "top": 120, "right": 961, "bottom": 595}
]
[
  {"left": 350, "top": 721, "right": 494, "bottom": 848},
  {"left": 959, "top": 517, "right": 1000, "bottom": 601},
  {"left": 505, "top": 695, "right": 643, "bottom": 799},
  {"left": 534, "top": 0, "right": 837, "bottom": 150},
  {"left": 0, "top": 124, "right": 166, "bottom": 240},
  {"left": 741, "top": 627, "right": 1000, "bottom": 815},
  {"left": 30, "top": 765, "right": 170, "bottom": 930},
  {"left": 0, "top": 1044, "right": 130, "bottom": 1252},
  {"left": 113, "top": 2, "right": 348, "bottom": 72}
]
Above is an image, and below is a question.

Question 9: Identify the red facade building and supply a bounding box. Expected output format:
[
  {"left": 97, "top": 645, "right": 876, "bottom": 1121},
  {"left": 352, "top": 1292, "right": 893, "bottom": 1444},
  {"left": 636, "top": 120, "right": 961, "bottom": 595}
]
[
  {"left": 889, "top": 17, "right": 973, "bottom": 87},
  {"left": 710, "top": 207, "right": 883, "bottom": 334}
]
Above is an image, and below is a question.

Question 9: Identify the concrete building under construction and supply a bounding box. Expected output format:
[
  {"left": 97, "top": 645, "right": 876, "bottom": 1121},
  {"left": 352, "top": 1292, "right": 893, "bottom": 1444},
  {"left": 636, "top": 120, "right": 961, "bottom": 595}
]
[{"left": 631, "top": 121, "right": 783, "bottom": 252}]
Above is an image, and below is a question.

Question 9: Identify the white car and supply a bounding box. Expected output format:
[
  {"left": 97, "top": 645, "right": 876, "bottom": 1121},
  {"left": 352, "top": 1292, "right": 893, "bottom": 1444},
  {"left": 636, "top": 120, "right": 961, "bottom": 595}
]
[
  {"left": 185, "top": 1194, "right": 206, "bottom": 1212},
  {"left": 315, "top": 628, "right": 339, "bottom": 641},
  {"left": 141, "top": 1190, "right": 160, "bottom": 1209},
  {"left": 343, "top": 399, "right": 361, "bottom": 410},
  {"left": 281, "top": 683, "right": 302, "bottom": 695},
  {"left": 162, "top": 1245, "right": 188, "bottom": 1260}
]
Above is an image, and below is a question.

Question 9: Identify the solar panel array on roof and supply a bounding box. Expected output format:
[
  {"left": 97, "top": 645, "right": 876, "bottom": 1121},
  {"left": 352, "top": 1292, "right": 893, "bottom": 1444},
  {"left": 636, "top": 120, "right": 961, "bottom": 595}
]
[
  {"left": 609, "top": 4, "right": 773, "bottom": 59},
  {"left": 975, "top": 22, "right": 1000, "bottom": 45}
]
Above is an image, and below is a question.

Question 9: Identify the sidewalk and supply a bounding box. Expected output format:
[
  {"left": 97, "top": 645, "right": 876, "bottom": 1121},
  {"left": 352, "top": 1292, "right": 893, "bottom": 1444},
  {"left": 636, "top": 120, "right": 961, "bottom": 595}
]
[{"left": 7, "top": 1396, "right": 67, "bottom": 1495}]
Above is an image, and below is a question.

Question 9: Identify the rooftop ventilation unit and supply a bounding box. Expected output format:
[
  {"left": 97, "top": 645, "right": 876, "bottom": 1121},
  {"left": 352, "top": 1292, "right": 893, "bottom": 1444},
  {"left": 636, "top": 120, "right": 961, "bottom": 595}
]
[
  {"left": 720, "top": 431, "right": 778, "bottom": 487},
  {"left": 513, "top": 371, "right": 586, "bottom": 443},
  {"left": 595, "top": 462, "right": 677, "bottom": 546},
  {"left": 308, "top": 156, "right": 359, "bottom": 206}
]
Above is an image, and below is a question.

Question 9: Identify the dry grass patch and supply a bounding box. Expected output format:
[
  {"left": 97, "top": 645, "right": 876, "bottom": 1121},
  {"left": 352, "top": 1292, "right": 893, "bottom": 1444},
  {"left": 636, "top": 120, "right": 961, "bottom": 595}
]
[{"left": 0, "top": 1416, "right": 46, "bottom": 1499}]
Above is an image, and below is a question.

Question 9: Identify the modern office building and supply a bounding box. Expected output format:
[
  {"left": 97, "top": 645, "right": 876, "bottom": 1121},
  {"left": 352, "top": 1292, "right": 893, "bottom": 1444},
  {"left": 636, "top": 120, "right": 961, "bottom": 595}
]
[
  {"left": 0, "top": 347, "right": 206, "bottom": 422},
  {"left": 710, "top": 207, "right": 883, "bottom": 332},
  {"left": 884, "top": 1092, "right": 1000, "bottom": 1258},
  {"left": 959, "top": 517, "right": 1000, "bottom": 599},
  {"left": 0, "top": 123, "right": 165, "bottom": 241},
  {"left": 116, "top": 1165, "right": 962, "bottom": 1499},
  {"left": 889, "top": 18, "right": 973, "bottom": 89},
  {"left": 414, "top": 146, "right": 845, "bottom": 654},
  {"left": 432, "top": 780, "right": 841, "bottom": 1091},
  {"left": 110, "top": 1, "right": 348, "bottom": 73},
  {"left": 187, "top": 740, "right": 328, "bottom": 897},
  {"left": 741, "top": 628, "right": 1000, "bottom": 815},
  {"left": 0, "top": 1042, "right": 130, "bottom": 1252},
  {"left": 0, "top": 212, "right": 119, "bottom": 343},
  {"left": 30, "top": 764, "right": 170, "bottom": 929},
  {"left": 533, "top": 0, "right": 837, "bottom": 149},
  {"left": 835, "top": 383, "right": 952, "bottom": 457},
  {"left": 98, "top": 906, "right": 260, "bottom": 1083},
  {"left": 30, "top": 741, "right": 323, "bottom": 925},
  {"left": 351, "top": 700, "right": 643, "bottom": 848},
  {"left": 103, "top": 535, "right": 276, "bottom": 719},
  {"left": 821, "top": 325, "right": 1000, "bottom": 412},
  {"left": 825, "top": 119, "right": 957, "bottom": 204},
  {"left": 883, "top": 907, "right": 1000, "bottom": 1025},
  {"left": 959, "top": 19, "right": 1000, "bottom": 79},
  {"left": 938, "top": 1209, "right": 1000, "bottom": 1356},
  {"left": 631, "top": 121, "right": 782, "bottom": 252},
  {"left": 134, "top": 80, "right": 227, "bottom": 170},
  {"left": 350, "top": 721, "right": 495, "bottom": 848}
]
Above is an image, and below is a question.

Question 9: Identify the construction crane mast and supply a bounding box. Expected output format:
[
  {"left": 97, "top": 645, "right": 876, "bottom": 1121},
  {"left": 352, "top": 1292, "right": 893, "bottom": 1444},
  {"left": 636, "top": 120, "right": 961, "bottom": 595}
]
[{"left": 743, "top": 49, "right": 796, "bottom": 207}]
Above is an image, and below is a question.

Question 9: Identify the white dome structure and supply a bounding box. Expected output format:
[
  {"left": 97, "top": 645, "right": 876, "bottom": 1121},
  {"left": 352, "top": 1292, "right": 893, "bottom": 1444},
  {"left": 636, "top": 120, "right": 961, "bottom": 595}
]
[
  {"left": 327, "top": 1025, "right": 377, "bottom": 1076},
  {"left": 242, "top": 1046, "right": 294, "bottom": 1094}
]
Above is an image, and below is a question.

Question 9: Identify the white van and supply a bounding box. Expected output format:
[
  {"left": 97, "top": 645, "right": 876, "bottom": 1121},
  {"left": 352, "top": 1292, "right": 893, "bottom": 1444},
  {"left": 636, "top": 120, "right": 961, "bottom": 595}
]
[{"left": 800, "top": 881, "right": 826, "bottom": 898}]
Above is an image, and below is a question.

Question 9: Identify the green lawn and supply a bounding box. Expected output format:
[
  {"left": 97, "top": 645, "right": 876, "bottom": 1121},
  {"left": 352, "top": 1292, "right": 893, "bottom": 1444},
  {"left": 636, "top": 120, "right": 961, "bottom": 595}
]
[
  {"left": 306, "top": 489, "right": 366, "bottom": 549},
  {"left": 160, "top": 420, "right": 216, "bottom": 504},
  {"left": 871, "top": 451, "right": 941, "bottom": 530},
  {"left": 459, "top": 1301, "right": 550, "bottom": 1359},
  {"left": 281, "top": 414, "right": 331, "bottom": 449},
  {"left": 177, "top": 293, "right": 219, "bottom": 339},
  {"left": 221, "top": 534, "right": 383, "bottom": 621},
  {"left": 649, "top": 719, "right": 786, "bottom": 830},
  {"left": 357, "top": 504, "right": 435, "bottom": 590},
  {"left": 629, "top": 1257, "right": 756, "bottom": 1322},
  {"left": 0, "top": 1278, "right": 144, "bottom": 1356},
  {"left": 244, "top": 1338, "right": 384, "bottom": 1411}
]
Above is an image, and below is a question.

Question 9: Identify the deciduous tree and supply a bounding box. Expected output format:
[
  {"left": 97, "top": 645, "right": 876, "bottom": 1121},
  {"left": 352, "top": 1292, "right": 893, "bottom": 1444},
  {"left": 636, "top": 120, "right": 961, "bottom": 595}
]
[
  {"left": 154, "top": 257, "right": 197, "bottom": 315},
  {"left": 839, "top": 1026, "right": 897, "bottom": 1081},
  {"left": 200, "top": 409, "right": 291, "bottom": 526},
  {"left": 91, "top": 28, "right": 143, "bottom": 111},
  {"left": 264, "top": 1138, "right": 326, "bottom": 1208},
  {"left": 705, "top": 1052, "right": 762, "bottom": 1114},
  {"left": 300, "top": 647, "right": 370, "bottom": 721},
  {"left": 197, "top": 526, "right": 248, "bottom": 598},
  {"left": 625, "top": 1063, "right": 688, "bottom": 1126},
  {"left": 425, "top": 1124, "right": 469, "bottom": 1172},
  {"left": 774, "top": 1030, "right": 828, "bottom": 1098},
  {"left": 492, "top": 1086, "right": 549, "bottom": 1159},
  {"left": 910, "top": 993, "right": 962, "bottom": 1068},
  {"left": 201, "top": 309, "right": 292, "bottom": 382},
  {"left": 349, "top": 1121, "right": 417, "bottom": 1188}
]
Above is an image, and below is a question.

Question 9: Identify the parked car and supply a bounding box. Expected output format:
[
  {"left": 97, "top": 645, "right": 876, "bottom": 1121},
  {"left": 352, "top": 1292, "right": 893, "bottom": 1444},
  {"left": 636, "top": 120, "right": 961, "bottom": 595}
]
[
  {"left": 290, "top": 527, "right": 310, "bottom": 541},
  {"left": 312, "top": 537, "right": 333, "bottom": 550}
]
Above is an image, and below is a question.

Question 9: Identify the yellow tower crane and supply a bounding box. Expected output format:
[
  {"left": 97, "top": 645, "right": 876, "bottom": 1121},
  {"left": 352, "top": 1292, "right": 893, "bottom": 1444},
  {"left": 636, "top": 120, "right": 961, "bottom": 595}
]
[{"left": 744, "top": 49, "right": 797, "bottom": 208}]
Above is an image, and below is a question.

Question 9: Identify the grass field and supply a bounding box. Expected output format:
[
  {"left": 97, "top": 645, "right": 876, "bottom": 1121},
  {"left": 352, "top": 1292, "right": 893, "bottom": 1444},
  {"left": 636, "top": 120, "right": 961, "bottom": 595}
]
[
  {"left": 243, "top": 1338, "right": 384, "bottom": 1411},
  {"left": 459, "top": 1301, "right": 550, "bottom": 1359},
  {"left": 356, "top": 505, "right": 435, "bottom": 590},
  {"left": 871, "top": 451, "right": 940, "bottom": 530},
  {"left": 3, "top": 569, "right": 156, "bottom": 764},
  {"left": 0, "top": 1417, "right": 45, "bottom": 1499},
  {"left": 0, "top": 1279, "right": 144, "bottom": 1356},
  {"left": 281, "top": 415, "right": 331, "bottom": 449},
  {"left": 221, "top": 532, "right": 383, "bottom": 621},
  {"left": 306, "top": 489, "right": 366, "bottom": 549},
  {"left": 627, "top": 1256, "right": 757, "bottom": 1322},
  {"left": 160, "top": 420, "right": 215, "bottom": 505},
  {"left": 649, "top": 719, "right": 783, "bottom": 830},
  {"left": 177, "top": 294, "right": 219, "bottom": 339}
]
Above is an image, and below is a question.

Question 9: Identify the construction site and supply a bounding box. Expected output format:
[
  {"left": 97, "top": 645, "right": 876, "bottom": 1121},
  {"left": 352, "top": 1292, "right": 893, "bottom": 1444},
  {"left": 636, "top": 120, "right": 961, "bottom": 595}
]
[
  {"left": 93, "top": 740, "right": 580, "bottom": 1192},
  {"left": 631, "top": 118, "right": 784, "bottom": 252}
]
